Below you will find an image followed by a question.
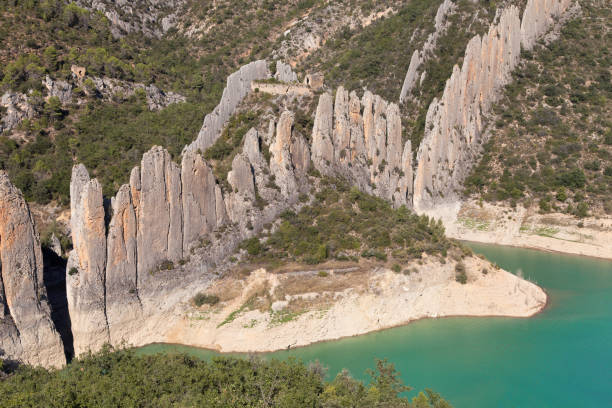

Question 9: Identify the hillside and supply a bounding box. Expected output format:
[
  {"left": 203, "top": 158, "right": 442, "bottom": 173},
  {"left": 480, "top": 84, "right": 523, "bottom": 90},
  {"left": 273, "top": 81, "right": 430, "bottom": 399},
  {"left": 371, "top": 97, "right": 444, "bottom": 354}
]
[{"left": 464, "top": 0, "right": 611, "bottom": 217}]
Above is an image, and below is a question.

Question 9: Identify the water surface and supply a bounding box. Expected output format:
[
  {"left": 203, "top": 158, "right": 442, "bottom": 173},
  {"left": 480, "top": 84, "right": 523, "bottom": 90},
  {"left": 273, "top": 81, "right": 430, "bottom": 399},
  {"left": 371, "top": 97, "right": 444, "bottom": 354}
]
[{"left": 139, "top": 244, "right": 612, "bottom": 407}]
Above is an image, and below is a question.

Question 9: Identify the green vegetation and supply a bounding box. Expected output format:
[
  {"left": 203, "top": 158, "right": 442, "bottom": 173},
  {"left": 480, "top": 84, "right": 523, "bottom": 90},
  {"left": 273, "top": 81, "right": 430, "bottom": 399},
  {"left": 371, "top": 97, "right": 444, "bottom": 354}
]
[
  {"left": 0, "top": 0, "right": 321, "bottom": 204},
  {"left": 241, "top": 178, "right": 457, "bottom": 266},
  {"left": 0, "top": 347, "right": 451, "bottom": 407},
  {"left": 301, "top": 0, "right": 494, "bottom": 148},
  {"left": 192, "top": 292, "right": 220, "bottom": 307},
  {"left": 455, "top": 262, "right": 467, "bottom": 284},
  {"left": 465, "top": 0, "right": 612, "bottom": 216}
]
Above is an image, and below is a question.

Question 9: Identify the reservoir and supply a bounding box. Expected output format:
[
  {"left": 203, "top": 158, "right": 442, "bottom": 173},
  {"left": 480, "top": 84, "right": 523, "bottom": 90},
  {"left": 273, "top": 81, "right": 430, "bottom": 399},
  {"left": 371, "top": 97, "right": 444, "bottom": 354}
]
[{"left": 138, "top": 244, "right": 612, "bottom": 407}]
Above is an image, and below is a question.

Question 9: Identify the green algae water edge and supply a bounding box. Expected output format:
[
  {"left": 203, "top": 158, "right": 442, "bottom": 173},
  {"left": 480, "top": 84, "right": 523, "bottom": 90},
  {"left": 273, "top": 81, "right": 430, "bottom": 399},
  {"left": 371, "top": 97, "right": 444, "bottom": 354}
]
[{"left": 138, "top": 244, "right": 612, "bottom": 407}]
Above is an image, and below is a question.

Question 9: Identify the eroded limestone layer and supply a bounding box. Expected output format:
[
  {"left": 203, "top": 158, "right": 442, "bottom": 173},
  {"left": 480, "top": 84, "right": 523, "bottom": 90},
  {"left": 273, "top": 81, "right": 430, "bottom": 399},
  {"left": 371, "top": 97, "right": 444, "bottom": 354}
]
[
  {"left": 412, "top": 1, "right": 573, "bottom": 210},
  {"left": 0, "top": 172, "right": 65, "bottom": 368},
  {"left": 183, "top": 61, "right": 270, "bottom": 155},
  {"left": 521, "top": 0, "right": 573, "bottom": 50},
  {"left": 413, "top": 6, "right": 522, "bottom": 210},
  {"left": 311, "top": 87, "right": 413, "bottom": 207}
]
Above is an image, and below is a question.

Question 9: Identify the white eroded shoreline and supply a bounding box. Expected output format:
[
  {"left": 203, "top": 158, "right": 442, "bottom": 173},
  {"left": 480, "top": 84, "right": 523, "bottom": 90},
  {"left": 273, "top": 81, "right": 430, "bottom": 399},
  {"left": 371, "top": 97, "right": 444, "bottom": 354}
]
[{"left": 114, "top": 256, "right": 547, "bottom": 354}]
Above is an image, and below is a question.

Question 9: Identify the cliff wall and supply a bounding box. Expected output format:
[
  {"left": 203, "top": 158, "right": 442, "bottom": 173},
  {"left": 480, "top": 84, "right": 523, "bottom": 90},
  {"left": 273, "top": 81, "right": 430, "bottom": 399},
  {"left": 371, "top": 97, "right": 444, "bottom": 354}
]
[
  {"left": 183, "top": 61, "right": 271, "bottom": 155},
  {"left": 412, "top": 0, "right": 573, "bottom": 210},
  {"left": 311, "top": 87, "right": 413, "bottom": 207},
  {"left": 0, "top": 172, "right": 65, "bottom": 368}
]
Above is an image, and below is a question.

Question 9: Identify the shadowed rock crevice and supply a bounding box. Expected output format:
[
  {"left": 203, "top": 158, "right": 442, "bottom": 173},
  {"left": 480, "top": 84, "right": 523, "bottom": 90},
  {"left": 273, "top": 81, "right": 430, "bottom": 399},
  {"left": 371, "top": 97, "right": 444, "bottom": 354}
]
[{"left": 42, "top": 247, "right": 74, "bottom": 362}]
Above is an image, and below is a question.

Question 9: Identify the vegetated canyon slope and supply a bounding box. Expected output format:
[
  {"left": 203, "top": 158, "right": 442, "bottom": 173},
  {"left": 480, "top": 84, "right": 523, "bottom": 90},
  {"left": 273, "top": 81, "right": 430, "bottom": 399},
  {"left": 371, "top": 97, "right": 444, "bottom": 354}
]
[
  {"left": 431, "top": 0, "right": 612, "bottom": 259},
  {"left": 0, "top": 0, "right": 590, "bottom": 367}
]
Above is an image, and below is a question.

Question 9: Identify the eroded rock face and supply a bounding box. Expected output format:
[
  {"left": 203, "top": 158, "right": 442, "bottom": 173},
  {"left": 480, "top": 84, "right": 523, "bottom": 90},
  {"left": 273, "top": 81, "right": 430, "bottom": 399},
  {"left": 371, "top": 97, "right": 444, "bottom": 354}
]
[
  {"left": 136, "top": 147, "right": 183, "bottom": 285},
  {"left": 67, "top": 166, "right": 110, "bottom": 355},
  {"left": 274, "top": 61, "right": 298, "bottom": 83},
  {"left": 413, "top": 6, "right": 522, "bottom": 211},
  {"left": 66, "top": 112, "right": 313, "bottom": 355},
  {"left": 399, "top": 0, "right": 456, "bottom": 103},
  {"left": 521, "top": 0, "right": 572, "bottom": 50},
  {"left": 310, "top": 89, "right": 413, "bottom": 207},
  {"left": 43, "top": 76, "right": 73, "bottom": 105},
  {"left": 0, "top": 172, "right": 65, "bottom": 368},
  {"left": 184, "top": 61, "right": 270, "bottom": 154},
  {"left": 0, "top": 92, "right": 35, "bottom": 134}
]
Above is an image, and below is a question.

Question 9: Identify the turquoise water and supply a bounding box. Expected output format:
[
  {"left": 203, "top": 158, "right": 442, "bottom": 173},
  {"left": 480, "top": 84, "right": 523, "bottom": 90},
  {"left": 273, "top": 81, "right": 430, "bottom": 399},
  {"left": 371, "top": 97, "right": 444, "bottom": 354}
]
[{"left": 138, "top": 244, "right": 612, "bottom": 407}]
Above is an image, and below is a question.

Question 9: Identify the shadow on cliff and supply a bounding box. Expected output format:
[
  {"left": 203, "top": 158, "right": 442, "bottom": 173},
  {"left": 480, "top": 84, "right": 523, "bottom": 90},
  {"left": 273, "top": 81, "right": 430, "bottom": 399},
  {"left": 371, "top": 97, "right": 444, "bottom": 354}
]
[{"left": 42, "top": 248, "right": 74, "bottom": 362}]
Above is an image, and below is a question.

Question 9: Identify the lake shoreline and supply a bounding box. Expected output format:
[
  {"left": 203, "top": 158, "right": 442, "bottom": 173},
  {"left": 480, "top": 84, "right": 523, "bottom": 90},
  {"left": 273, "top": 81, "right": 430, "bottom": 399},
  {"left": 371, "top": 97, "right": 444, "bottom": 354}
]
[
  {"left": 420, "top": 200, "right": 612, "bottom": 261},
  {"left": 130, "top": 256, "right": 547, "bottom": 355}
]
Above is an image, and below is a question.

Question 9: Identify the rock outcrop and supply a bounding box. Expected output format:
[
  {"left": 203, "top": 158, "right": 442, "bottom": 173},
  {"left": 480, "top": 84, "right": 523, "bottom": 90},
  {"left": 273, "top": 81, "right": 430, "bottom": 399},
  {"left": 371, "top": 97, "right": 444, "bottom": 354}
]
[
  {"left": 86, "top": 77, "right": 186, "bottom": 110},
  {"left": 274, "top": 61, "right": 298, "bottom": 83},
  {"left": 66, "top": 106, "right": 312, "bottom": 355},
  {"left": 67, "top": 165, "right": 110, "bottom": 355},
  {"left": 43, "top": 76, "right": 73, "bottom": 105},
  {"left": 311, "top": 87, "right": 413, "bottom": 207},
  {"left": 413, "top": 1, "right": 574, "bottom": 210},
  {"left": 399, "top": 0, "right": 456, "bottom": 103},
  {"left": 413, "top": 6, "right": 522, "bottom": 210},
  {"left": 0, "top": 172, "right": 65, "bottom": 368},
  {"left": 521, "top": 0, "right": 573, "bottom": 50},
  {"left": 0, "top": 92, "right": 35, "bottom": 134},
  {"left": 184, "top": 60, "right": 270, "bottom": 155},
  {"left": 76, "top": 0, "right": 187, "bottom": 38}
]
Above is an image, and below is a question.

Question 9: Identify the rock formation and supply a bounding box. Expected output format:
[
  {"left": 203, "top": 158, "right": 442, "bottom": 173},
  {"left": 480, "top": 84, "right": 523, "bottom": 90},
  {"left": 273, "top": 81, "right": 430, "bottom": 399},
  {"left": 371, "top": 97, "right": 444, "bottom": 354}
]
[
  {"left": 86, "top": 77, "right": 186, "bottom": 110},
  {"left": 67, "top": 165, "right": 110, "bottom": 355},
  {"left": 399, "top": 0, "right": 456, "bottom": 103},
  {"left": 184, "top": 61, "right": 271, "bottom": 155},
  {"left": 521, "top": 0, "right": 573, "bottom": 50},
  {"left": 0, "top": 172, "right": 65, "bottom": 368},
  {"left": 274, "top": 61, "right": 298, "bottom": 83},
  {"left": 413, "top": 1, "right": 574, "bottom": 210},
  {"left": 311, "top": 87, "right": 413, "bottom": 207},
  {"left": 413, "top": 6, "right": 522, "bottom": 210},
  {"left": 76, "top": 0, "right": 187, "bottom": 38},
  {"left": 66, "top": 102, "right": 313, "bottom": 355},
  {"left": 43, "top": 75, "right": 73, "bottom": 105},
  {"left": 0, "top": 92, "right": 35, "bottom": 134}
]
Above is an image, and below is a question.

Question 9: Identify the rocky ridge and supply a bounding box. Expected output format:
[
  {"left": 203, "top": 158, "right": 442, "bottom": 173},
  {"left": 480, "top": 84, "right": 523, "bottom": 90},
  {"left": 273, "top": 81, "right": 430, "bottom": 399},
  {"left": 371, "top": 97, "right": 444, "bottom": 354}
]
[
  {"left": 66, "top": 108, "right": 312, "bottom": 356},
  {"left": 76, "top": 0, "right": 187, "bottom": 38},
  {"left": 399, "top": 0, "right": 457, "bottom": 103},
  {"left": 183, "top": 60, "right": 270, "bottom": 155},
  {"left": 412, "top": 0, "right": 573, "bottom": 211},
  {"left": 0, "top": 172, "right": 65, "bottom": 368}
]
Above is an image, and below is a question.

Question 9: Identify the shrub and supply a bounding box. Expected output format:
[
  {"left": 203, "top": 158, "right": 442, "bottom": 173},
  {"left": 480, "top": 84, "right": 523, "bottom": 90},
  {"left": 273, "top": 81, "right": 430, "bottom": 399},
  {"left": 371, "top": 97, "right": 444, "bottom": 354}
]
[
  {"left": 241, "top": 238, "right": 263, "bottom": 256},
  {"left": 68, "top": 267, "right": 78, "bottom": 276},
  {"left": 391, "top": 264, "right": 401, "bottom": 273},
  {"left": 193, "top": 292, "right": 220, "bottom": 307},
  {"left": 455, "top": 262, "right": 467, "bottom": 284},
  {"left": 317, "top": 270, "right": 329, "bottom": 277}
]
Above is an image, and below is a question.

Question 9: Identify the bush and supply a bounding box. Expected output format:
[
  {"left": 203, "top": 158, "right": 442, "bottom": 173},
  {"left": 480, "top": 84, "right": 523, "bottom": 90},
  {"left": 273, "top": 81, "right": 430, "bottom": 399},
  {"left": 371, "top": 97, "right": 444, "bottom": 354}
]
[
  {"left": 455, "top": 262, "right": 467, "bottom": 284},
  {"left": 317, "top": 270, "right": 329, "bottom": 277},
  {"left": 68, "top": 267, "right": 78, "bottom": 276},
  {"left": 241, "top": 238, "right": 262, "bottom": 256},
  {"left": 193, "top": 292, "right": 220, "bottom": 307},
  {"left": 391, "top": 263, "right": 401, "bottom": 273}
]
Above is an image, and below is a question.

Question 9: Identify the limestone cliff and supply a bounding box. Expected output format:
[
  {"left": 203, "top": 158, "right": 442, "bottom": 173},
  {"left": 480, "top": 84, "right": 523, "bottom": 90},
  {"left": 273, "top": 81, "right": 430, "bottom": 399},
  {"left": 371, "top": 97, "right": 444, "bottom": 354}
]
[
  {"left": 183, "top": 61, "right": 270, "bottom": 155},
  {"left": 66, "top": 107, "right": 311, "bottom": 355},
  {"left": 521, "top": 0, "right": 573, "bottom": 50},
  {"left": 0, "top": 172, "right": 65, "bottom": 368},
  {"left": 399, "top": 0, "right": 456, "bottom": 103},
  {"left": 311, "top": 87, "right": 413, "bottom": 207},
  {"left": 412, "top": 0, "right": 574, "bottom": 210}
]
